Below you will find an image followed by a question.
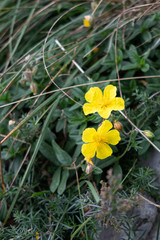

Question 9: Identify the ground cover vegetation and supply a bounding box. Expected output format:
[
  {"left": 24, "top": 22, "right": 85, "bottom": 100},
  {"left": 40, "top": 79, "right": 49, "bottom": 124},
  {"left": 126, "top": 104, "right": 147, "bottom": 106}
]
[{"left": 0, "top": 0, "right": 160, "bottom": 239}]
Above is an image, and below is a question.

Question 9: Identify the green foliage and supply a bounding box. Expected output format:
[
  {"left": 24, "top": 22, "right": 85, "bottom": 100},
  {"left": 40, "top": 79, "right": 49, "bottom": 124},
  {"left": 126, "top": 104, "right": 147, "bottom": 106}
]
[{"left": 0, "top": 1, "right": 160, "bottom": 239}]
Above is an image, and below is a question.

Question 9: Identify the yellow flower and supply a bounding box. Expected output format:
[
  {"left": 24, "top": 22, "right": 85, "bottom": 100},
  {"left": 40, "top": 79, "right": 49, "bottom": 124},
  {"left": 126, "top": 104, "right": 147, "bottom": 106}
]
[
  {"left": 83, "top": 15, "right": 93, "bottom": 27},
  {"left": 93, "top": 47, "right": 99, "bottom": 53},
  {"left": 81, "top": 120, "right": 121, "bottom": 159},
  {"left": 36, "top": 232, "right": 40, "bottom": 239},
  {"left": 83, "top": 85, "right": 125, "bottom": 119}
]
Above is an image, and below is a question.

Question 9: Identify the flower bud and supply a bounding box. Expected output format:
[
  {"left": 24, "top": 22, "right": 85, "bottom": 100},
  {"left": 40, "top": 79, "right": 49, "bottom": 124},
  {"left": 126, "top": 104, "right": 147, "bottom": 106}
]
[
  {"left": 30, "top": 82, "right": 37, "bottom": 95},
  {"left": 8, "top": 120, "right": 15, "bottom": 126},
  {"left": 114, "top": 121, "right": 123, "bottom": 131},
  {"left": 91, "top": 2, "right": 98, "bottom": 11},
  {"left": 86, "top": 163, "right": 93, "bottom": 174},
  {"left": 25, "top": 54, "right": 31, "bottom": 62},
  {"left": 83, "top": 15, "right": 94, "bottom": 27},
  {"left": 143, "top": 130, "right": 155, "bottom": 139},
  {"left": 32, "top": 66, "right": 38, "bottom": 75},
  {"left": 20, "top": 78, "right": 26, "bottom": 87}
]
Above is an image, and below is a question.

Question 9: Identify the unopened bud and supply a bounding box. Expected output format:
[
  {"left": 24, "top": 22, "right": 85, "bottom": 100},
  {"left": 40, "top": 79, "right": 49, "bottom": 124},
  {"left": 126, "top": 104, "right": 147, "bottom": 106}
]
[
  {"left": 32, "top": 66, "right": 38, "bottom": 75},
  {"left": 8, "top": 120, "right": 15, "bottom": 126},
  {"left": 20, "top": 78, "right": 26, "bottom": 87},
  {"left": 25, "top": 55, "right": 31, "bottom": 62},
  {"left": 86, "top": 163, "right": 93, "bottom": 174},
  {"left": 83, "top": 15, "right": 94, "bottom": 27},
  {"left": 30, "top": 82, "right": 37, "bottom": 95},
  {"left": 91, "top": 2, "right": 98, "bottom": 11},
  {"left": 114, "top": 121, "right": 123, "bottom": 131},
  {"left": 143, "top": 130, "right": 154, "bottom": 139}
]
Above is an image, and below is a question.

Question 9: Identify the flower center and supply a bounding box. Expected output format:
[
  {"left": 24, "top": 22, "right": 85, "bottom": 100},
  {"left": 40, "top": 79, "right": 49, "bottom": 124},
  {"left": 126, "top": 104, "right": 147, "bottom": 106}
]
[{"left": 93, "top": 135, "right": 103, "bottom": 144}]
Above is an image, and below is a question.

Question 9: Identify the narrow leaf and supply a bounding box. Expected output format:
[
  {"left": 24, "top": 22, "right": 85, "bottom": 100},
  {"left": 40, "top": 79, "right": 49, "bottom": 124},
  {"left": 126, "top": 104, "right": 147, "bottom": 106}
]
[
  {"left": 50, "top": 167, "right": 61, "bottom": 193},
  {"left": 57, "top": 168, "right": 69, "bottom": 195}
]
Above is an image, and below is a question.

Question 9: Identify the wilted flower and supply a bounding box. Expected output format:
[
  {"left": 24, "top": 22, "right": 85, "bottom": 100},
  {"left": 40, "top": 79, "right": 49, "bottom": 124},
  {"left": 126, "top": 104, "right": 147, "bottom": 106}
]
[
  {"left": 86, "top": 163, "right": 93, "bottom": 174},
  {"left": 83, "top": 85, "right": 125, "bottom": 119},
  {"left": 30, "top": 82, "right": 37, "bottom": 95},
  {"left": 83, "top": 15, "right": 93, "bottom": 27},
  {"left": 81, "top": 120, "right": 121, "bottom": 159}
]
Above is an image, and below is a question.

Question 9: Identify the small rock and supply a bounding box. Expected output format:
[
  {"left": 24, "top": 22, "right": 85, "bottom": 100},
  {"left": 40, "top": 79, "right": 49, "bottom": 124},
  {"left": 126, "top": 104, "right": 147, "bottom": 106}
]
[
  {"left": 146, "top": 214, "right": 160, "bottom": 240},
  {"left": 97, "top": 196, "right": 157, "bottom": 240}
]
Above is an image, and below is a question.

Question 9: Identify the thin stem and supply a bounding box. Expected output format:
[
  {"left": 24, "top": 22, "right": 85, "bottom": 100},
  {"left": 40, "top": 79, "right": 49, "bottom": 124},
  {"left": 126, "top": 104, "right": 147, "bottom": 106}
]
[
  {"left": 92, "top": 0, "right": 103, "bottom": 16},
  {"left": 119, "top": 110, "right": 160, "bottom": 152},
  {"left": 0, "top": 144, "right": 5, "bottom": 193},
  {"left": 74, "top": 162, "right": 88, "bottom": 240},
  {"left": 1, "top": 75, "right": 160, "bottom": 109},
  {"left": 118, "top": 132, "right": 133, "bottom": 160}
]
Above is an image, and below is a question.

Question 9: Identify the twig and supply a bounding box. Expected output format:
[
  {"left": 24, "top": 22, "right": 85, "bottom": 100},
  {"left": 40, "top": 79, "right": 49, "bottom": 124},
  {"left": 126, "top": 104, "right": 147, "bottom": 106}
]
[
  {"left": 138, "top": 194, "right": 160, "bottom": 209},
  {"left": 1, "top": 75, "right": 160, "bottom": 109},
  {"left": 119, "top": 110, "right": 160, "bottom": 152},
  {"left": 0, "top": 144, "right": 5, "bottom": 193}
]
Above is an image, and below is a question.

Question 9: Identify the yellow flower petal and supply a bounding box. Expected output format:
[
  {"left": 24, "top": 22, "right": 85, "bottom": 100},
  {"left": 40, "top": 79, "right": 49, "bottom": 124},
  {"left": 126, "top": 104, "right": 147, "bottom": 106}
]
[
  {"left": 82, "top": 128, "right": 97, "bottom": 143},
  {"left": 85, "top": 87, "right": 103, "bottom": 104},
  {"left": 83, "top": 19, "right": 91, "bottom": 27},
  {"left": 97, "top": 120, "right": 113, "bottom": 137},
  {"left": 103, "top": 85, "right": 117, "bottom": 102},
  {"left": 96, "top": 143, "right": 112, "bottom": 159},
  {"left": 98, "top": 106, "right": 112, "bottom": 119},
  {"left": 105, "top": 129, "right": 121, "bottom": 145},
  {"left": 81, "top": 142, "right": 97, "bottom": 158},
  {"left": 84, "top": 157, "right": 95, "bottom": 166},
  {"left": 110, "top": 97, "right": 125, "bottom": 110},
  {"left": 83, "top": 103, "right": 99, "bottom": 115}
]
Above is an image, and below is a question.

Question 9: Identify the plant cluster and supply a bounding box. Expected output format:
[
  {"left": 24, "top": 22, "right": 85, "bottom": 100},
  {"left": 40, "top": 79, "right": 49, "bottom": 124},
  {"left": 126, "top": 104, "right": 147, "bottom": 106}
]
[{"left": 0, "top": 0, "right": 160, "bottom": 239}]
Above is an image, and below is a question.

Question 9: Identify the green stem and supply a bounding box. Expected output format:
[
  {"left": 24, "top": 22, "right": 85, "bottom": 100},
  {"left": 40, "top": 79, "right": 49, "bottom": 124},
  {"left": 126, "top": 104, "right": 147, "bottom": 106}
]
[
  {"left": 71, "top": 217, "right": 92, "bottom": 240},
  {"left": 117, "top": 132, "right": 133, "bottom": 160}
]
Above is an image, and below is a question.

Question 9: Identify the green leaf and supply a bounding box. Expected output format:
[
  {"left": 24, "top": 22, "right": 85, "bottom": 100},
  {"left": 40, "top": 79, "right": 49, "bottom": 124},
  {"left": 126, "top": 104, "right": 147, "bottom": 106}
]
[
  {"left": 128, "top": 45, "right": 140, "bottom": 63},
  {"left": 52, "top": 140, "right": 72, "bottom": 166},
  {"left": 50, "top": 167, "right": 61, "bottom": 193},
  {"left": 56, "top": 118, "right": 65, "bottom": 132},
  {"left": 4, "top": 98, "right": 60, "bottom": 224},
  {"left": 39, "top": 141, "right": 60, "bottom": 166},
  {"left": 0, "top": 198, "right": 7, "bottom": 220},
  {"left": 142, "top": 31, "right": 152, "bottom": 42},
  {"left": 72, "top": 88, "right": 84, "bottom": 99},
  {"left": 93, "top": 166, "right": 103, "bottom": 175},
  {"left": 96, "top": 156, "right": 116, "bottom": 169},
  {"left": 141, "top": 63, "right": 150, "bottom": 72},
  {"left": 57, "top": 168, "right": 69, "bottom": 195},
  {"left": 138, "top": 140, "right": 150, "bottom": 155},
  {"left": 31, "top": 191, "right": 50, "bottom": 197},
  {"left": 113, "top": 164, "right": 123, "bottom": 182},
  {"left": 122, "top": 62, "right": 138, "bottom": 70},
  {"left": 85, "top": 180, "right": 100, "bottom": 203},
  {"left": 154, "top": 129, "right": 160, "bottom": 140},
  {"left": 153, "top": 140, "right": 160, "bottom": 150}
]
